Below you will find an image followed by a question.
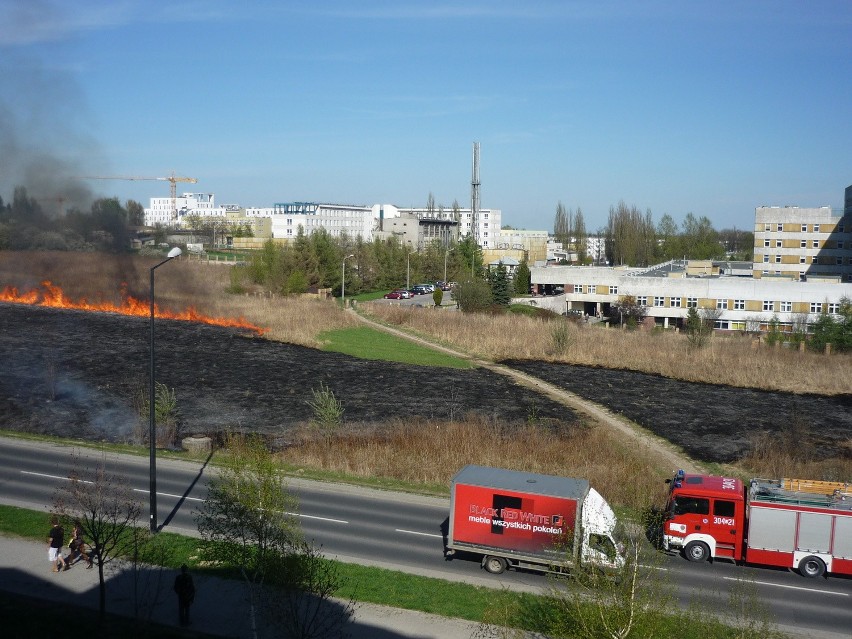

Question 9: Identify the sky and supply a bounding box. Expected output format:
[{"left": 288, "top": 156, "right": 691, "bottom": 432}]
[{"left": 1, "top": 0, "right": 850, "bottom": 233}]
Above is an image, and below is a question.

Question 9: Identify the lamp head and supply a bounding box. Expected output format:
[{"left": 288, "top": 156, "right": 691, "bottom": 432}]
[{"left": 167, "top": 247, "right": 182, "bottom": 258}]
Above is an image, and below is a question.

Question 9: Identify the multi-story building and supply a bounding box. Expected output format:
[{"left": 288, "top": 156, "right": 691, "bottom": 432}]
[
  {"left": 531, "top": 264, "right": 851, "bottom": 332},
  {"left": 752, "top": 205, "right": 852, "bottom": 282}
]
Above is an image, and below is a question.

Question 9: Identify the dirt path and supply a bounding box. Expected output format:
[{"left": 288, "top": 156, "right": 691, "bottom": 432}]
[{"left": 351, "top": 308, "right": 702, "bottom": 474}]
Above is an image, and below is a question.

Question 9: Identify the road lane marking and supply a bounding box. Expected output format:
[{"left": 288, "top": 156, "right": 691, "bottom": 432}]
[
  {"left": 722, "top": 577, "right": 849, "bottom": 597},
  {"left": 132, "top": 489, "right": 203, "bottom": 502},
  {"left": 396, "top": 529, "right": 443, "bottom": 539},
  {"left": 289, "top": 512, "right": 349, "bottom": 524},
  {"left": 22, "top": 471, "right": 92, "bottom": 484}
]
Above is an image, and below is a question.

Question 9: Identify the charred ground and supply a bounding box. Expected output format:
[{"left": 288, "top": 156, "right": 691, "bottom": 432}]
[{"left": 2, "top": 302, "right": 850, "bottom": 465}]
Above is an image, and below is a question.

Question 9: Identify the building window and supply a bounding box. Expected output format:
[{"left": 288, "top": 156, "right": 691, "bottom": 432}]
[
  {"left": 828, "top": 303, "right": 840, "bottom": 314},
  {"left": 654, "top": 296, "right": 664, "bottom": 307},
  {"left": 800, "top": 239, "right": 807, "bottom": 248},
  {"left": 837, "top": 257, "right": 844, "bottom": 265},
  {"left": 801, "top": 224, "right": 808, "bottom": 232},
  {"left": 763, "top": 300, "right": 774, "bottom": 312},
  {"left": 775, "top": 255, "right": 781, "bottom": 263},
  {"left": 780, "top": 301, "right": 792, "bottom": 312},
  {"left": 716, "top": 299, "right": 727, "bottom": 310},
  {"left": 670, "top": 297, "right": 681, "bottom": 308},
  {"left": 609, "top": 286, "right": 618, "bottom": 295},
  {"left": 587, "top": 285, "right": 594, "bottom": 293},
  {"left": 687, "top": 297, "right": 697, "bottom": 308},
  {"left": 763, "top": 239, "right": 770, "bottom": 248},
  {"left": 637, "top": 296, "right": 647, "bottom": 306},
  {"left": 839, "top": 241, "right": 845, "bottom": 249},
  {"left": 810, "top": 302, "right": 822, "bottom": 313},
  {"left": 734, "top": 299, "right": 745, "bottom": 310},
  {"left": 574, "top": 284, "right": 583, "bottom": 293},
  {"left": 800, "top": 256, "right": 806, "bottom": 264},
  {"left": 763, "top": 254, "right": 769, "bottom": 263},
  {"left": 777, "top": 223, "right": 783, "bottom": 232},
  {"left": 764, "top": 223, "right": 771, "bottom": 232},
  {"left": 775, "top": 240, "right": 782, "bottom": 248},
  {"left": 812, "top": 240, "right": 819, "bottom": 248},
  {"left": 812, "top": 256, "right": 818, "bottom": 263},
  {"left": 814, "top": 224, "right": 820, "bottom": 232}
]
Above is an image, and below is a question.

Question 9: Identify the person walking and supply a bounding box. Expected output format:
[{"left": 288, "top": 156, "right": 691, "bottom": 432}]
[
  {"left": 48, "top": 518, "right": 66, "bottom": 573},
  {"left": 173, "top": 564, "right": 195, "bottom": 626},
  {"left": 66, "top": 520, "right": 93, "bottom": 569}
]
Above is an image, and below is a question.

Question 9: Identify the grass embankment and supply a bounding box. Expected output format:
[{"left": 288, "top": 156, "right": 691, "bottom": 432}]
[
  {"left": 0, "top": 504, "right": 784, "bottom": 639},
  {"left": 318, "top": 325, "right": 474, "bottom": 368}
]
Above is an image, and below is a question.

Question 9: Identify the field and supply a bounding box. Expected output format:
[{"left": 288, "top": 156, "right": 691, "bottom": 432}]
[{"left": 1, "top": 251, "right": 850, "bottom": 510}]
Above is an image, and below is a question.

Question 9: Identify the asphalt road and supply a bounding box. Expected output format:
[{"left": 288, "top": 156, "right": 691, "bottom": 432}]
[{"left": 1, "top": 436, "right": 850, "bottom": 639}]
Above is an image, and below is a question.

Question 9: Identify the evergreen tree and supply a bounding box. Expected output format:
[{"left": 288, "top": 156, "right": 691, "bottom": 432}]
[
  {"left": 514, "top": 259, "right": 531, "bottom": 295},
  {"left": 489, "top": 264, "right": 511, "bottom": 306}
]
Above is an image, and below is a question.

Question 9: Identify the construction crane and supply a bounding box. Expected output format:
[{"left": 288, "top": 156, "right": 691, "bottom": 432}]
[{"left": 78, "top": 172, "right": 198, "bottom": 220}]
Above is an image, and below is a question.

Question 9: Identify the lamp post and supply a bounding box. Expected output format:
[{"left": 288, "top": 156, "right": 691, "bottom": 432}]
[
  {"left": 406, "top": 250, "right": 410, "bottom": 290},
  {"left": 341, "top": 254, "right": 354, "bottom": 307},
  {"left": 149, "top": 246, "right": 182, "bottom": 533}
]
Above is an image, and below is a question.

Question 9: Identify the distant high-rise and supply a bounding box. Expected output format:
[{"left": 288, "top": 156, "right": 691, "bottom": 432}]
[{"left": 845, "top": 184, "right": 851, "bottom": 216}]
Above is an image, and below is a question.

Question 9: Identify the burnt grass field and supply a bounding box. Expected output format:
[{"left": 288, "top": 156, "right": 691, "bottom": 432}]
[
  {"left": 0, "top": 303, "right": 571, "bottom": 443},
  {"left": 1, "top": 302, "right": 850, "bottom": 465}
]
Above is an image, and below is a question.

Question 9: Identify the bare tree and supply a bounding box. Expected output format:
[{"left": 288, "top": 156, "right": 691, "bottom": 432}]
[{"left": 53, "top": 452, "right": 144, "bottom": 619}]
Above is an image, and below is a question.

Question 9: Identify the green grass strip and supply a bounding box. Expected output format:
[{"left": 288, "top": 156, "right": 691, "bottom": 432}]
[{"left": 318, "top": 325, "right": 474, "bottom": 368}]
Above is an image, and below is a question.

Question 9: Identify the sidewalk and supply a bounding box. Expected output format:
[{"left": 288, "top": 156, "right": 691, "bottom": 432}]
[{"left": 0, "top": 535, "right": 496, "bottom": 638}]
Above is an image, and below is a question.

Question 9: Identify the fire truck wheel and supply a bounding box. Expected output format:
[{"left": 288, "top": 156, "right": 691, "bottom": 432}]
[
  {"left": 483, "top": 555, "right": 508, "bottom": 574},
  {"left": 798, "top": 556, "right": 826, "bottom": 578},
  {"left": 684, "top": 541, "right": 710, "bottom": 563}
]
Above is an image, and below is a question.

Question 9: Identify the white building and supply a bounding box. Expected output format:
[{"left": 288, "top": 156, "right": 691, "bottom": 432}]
[{"left": 145, "top": 192, "right": 222, "bottom": 226}]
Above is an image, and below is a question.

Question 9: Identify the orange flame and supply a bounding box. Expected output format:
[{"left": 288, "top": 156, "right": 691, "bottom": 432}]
[{"left": 0, "top": 280, "right": 266, "bottom": 335}]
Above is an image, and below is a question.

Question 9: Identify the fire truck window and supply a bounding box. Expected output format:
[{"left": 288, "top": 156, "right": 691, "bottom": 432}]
[
  {"left": 713, "top": 500, "right": 735, "bottom": 517},
  {"left": 673, "top": 497, "right": 709, "bottom": 516}
]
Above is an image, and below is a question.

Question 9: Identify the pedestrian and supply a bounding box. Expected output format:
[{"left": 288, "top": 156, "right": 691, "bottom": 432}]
[
  {"left": 66, "top": 520, "right": 93, "bottom": 569},
  {"left": 48, "top": 517, "right": 66, "bottom": 573},
  {"left": 173, "top": 564, "right": 195, "bottom": 626}
]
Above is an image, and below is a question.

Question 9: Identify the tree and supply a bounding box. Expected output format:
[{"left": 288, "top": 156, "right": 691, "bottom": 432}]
[
  {"left": 656, "top": 213, "right": 680, "bottom": 261},
  {"left": 53, "top": 452, "right": 144, "bottom": 619},
  {"left": 685, "top": 306, "right": 718, "bottom": 347},
  {"left": 453, "top": 278, "right": 493, "bottom": 312},
  {"left": 605, "top": 201, "right": 656, "bottom": 267},
  {"left": 610, "top": 295, "right": 647, "bottom": 329},
  {"left": 514, "top": 260, "right": 531, "bottom": 295},
  {"left": 573, "top": 207, "right": 588, "bottom": 263},
  {"left": 126, "top": 199, "right": 145, "bottom": 226},
  {"left": 489, "top": 264, "right": 511, "bottom": 306},
  {"left": 554, "top": 201, "right": 572, "bottom": 248},
  {"left": 195, "top": 432, "right": 353, "bottom": 638},
  {"left": 196, "top": 433, "right": 302, "bottom": 628}
]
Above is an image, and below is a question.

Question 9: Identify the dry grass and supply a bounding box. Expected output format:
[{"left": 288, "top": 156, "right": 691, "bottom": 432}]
[
  {"left": 0, "top": 251, "right": 357, "bottom": 348},
  {"left": 281, "top": 416, "right": 671, "bottom": 511},
  {"left": 365, "top": 303, "right": 852, "bottom": 396}
]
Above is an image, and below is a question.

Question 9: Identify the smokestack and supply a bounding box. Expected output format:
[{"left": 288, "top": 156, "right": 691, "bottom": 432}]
[{"left": 471, "top": 141, "right": 480, "bottom": 244}]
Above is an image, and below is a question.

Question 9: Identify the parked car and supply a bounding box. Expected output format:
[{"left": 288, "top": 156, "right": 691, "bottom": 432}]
[
  {"left": 415, "top": 283, "right": 436, "bottom": 293},
  {"left": 411, "top": 286, "right": 429, "bottom": 295},
  {"left": 383, "top": 289, "right": 411, "bottom": 299}
]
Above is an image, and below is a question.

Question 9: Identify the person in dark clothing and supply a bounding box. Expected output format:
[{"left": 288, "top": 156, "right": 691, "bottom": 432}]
[
  {"left": 48, "top": 518, "right": 66, "bottom": 573},
  {"left": 66, "top": 520, "right": 93, "bottom": 568},
  {"left": 173, "top": 564, "right": 195, "bottom": 626}
]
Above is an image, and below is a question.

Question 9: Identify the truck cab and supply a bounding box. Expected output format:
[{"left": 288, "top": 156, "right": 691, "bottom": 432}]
[{"left": 662, "top": 470, "right": 746, "bottom": 563}]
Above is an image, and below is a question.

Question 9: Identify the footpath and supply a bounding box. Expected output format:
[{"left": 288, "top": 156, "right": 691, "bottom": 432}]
[{"left": 0, "top": 535, "right": 501, "bottom": 639}]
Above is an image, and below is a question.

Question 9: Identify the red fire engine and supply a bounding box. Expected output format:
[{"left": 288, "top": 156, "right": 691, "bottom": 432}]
[{"left": 662, "top": 471, "right": 852, "bottom": 578}]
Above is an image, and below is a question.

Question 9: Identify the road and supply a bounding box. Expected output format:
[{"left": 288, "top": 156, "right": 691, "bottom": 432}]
[{"left": 1, "top": 436, "right": 850, "bottom": 639}]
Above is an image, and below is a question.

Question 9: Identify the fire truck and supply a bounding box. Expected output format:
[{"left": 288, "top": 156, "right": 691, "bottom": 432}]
[{"left": 662, "top": 471, "right": 852, "bottom": 578}]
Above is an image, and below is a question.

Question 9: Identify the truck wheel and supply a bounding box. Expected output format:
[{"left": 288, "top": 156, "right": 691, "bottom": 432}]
[
  {"left": 684, "top": 541, "right": 710, "bottom": 563},
  {"left": 483, "top": 556, "right": 508, "bottom": 574},
  {"left": 798, "top": 556, "right": 826, "bottom": 578}
]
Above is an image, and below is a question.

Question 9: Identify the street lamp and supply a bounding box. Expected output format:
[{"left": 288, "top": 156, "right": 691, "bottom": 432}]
[
  {"left": 341, "top": 254, "right": 354, "bottom": 307},
  {"left": 149, "top": 246, "right": 181, "bottom": 533},
  {"left": 406, "top": 249, "right": 410, "bottom": 290}
]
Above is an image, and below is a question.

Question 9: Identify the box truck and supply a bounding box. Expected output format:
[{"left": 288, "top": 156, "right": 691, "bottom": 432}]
[
  {"left": 662, "top": 470, "right": 852, "bottom": 578},
  {"left": 444, "top": 465, "right": 626, "bottom": 574}
]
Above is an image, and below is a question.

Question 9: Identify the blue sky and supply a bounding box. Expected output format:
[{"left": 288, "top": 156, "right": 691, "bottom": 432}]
[{"left": 1, "top": 0, "right": 850, "bottom": 233}]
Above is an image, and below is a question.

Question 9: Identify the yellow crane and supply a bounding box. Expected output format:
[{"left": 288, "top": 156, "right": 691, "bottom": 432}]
[{"left": 78, "top": 172, "right": 198, "bottom": 220}]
